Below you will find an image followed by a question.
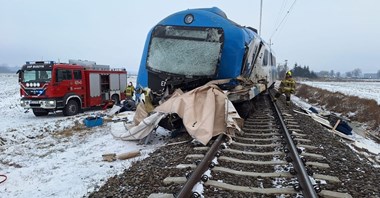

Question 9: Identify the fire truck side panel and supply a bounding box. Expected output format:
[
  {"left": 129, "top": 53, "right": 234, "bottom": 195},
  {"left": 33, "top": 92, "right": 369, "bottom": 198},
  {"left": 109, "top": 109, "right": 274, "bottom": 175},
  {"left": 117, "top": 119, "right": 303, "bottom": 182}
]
[
  {"left": 88, "top": 73, "right": 103, "bottom": 107},
  {"left": 89, "top": 73, "right": 101, "bottom": 97},
  {"left": 120, "top": 74, "right": 127, "bottom": 92},
  {"left": 109, "top": 73, "right": 126, "bottom": 104},
  {"left": 110, "top": 74, "right": 120, "bottom": 90}
]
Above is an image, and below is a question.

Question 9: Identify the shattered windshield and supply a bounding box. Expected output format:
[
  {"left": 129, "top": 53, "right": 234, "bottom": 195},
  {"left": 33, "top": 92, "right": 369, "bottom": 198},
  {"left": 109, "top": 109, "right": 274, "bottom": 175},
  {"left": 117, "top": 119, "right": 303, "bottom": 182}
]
[
  {"left": 147, "top": 26, "right": 223, "bottom": 76},
  {"left": 22, "top": 70, "right": 52, "bottom": 83}
]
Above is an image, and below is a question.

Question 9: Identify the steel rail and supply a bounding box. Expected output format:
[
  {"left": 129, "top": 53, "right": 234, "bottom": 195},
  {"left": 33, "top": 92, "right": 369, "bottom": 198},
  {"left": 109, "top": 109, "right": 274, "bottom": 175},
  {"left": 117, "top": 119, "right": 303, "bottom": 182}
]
[
  {"left": 176, "top": 134, "right": 225, "bottom": 198},
  {"left": 268, "top": 93, "right": 318, "bottom": 198}
]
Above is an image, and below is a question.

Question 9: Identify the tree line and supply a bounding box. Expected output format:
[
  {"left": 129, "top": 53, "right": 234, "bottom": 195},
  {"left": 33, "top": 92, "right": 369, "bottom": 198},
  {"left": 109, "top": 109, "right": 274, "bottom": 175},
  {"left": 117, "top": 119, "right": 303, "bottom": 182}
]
[
  {"left": 277, "top": 63, "right": 380, "bottom": 79},
  {"left": 0, "top": 65, "right": 18, "bottom": 73},
  {"left": 277, "top": 63, "right": 318, "bottom": 79}
]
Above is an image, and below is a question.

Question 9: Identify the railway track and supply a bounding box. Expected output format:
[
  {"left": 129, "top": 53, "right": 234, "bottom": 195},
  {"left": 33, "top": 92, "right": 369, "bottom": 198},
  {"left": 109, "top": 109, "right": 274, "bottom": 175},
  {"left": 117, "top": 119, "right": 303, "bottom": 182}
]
[{"left": 148, "top": 93, "right": 352, "bottom": 198}]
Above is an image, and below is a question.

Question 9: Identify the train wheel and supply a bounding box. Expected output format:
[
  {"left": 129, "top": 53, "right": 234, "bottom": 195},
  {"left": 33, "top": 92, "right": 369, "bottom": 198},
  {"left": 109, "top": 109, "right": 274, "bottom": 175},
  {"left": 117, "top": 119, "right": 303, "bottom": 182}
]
[
  {"left": 32, "top": 108, "right": 49, "bottom": 116},
  {"left": 63, "top": 100, "right": 79, "bottom": 116}
]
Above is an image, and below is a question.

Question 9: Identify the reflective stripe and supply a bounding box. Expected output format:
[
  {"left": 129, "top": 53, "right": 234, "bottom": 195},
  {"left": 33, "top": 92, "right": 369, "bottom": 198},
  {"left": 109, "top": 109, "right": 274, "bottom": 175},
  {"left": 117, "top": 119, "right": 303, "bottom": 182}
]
[
  {"left": 125, "top": 86, "right": 135, "bottom": 96},
  {"left": 280, "top": 78, "right": 296, "bottom": 93}
]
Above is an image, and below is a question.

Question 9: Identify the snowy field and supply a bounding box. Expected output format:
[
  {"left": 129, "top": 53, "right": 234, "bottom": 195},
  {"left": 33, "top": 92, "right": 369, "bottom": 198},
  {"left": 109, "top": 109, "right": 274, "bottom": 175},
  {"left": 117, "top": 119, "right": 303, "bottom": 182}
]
[
  {"left": 300, "top": 81, "right": 380, "bottom": 104},
  {"left": 0, "top": 74, "right": 379, "bottom": 198},
  {"left": 293, "top": 80, "right": 380, "bottom": 156},
  {"left": 0, "top": 73, "right": 169, "bottom": 198}
]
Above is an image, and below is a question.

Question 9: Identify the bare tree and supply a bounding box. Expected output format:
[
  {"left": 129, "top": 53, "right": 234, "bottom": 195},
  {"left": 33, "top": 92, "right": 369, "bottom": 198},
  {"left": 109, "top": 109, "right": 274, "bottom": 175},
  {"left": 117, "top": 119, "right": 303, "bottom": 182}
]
[
  {"left": 277, "top": 60, "right": 288, "bottom": 79},
  {"left": 352, "top": 68, "right": 362, "bottom": 78},
  {"left": 346, "top": 71, "right": 353, "bottom": 78},
  {"left": 318, "top": 71, "right": 329, "bottom": 77},
  {"left": 330, "top": 70, "right": 335, "bottom": 77}
]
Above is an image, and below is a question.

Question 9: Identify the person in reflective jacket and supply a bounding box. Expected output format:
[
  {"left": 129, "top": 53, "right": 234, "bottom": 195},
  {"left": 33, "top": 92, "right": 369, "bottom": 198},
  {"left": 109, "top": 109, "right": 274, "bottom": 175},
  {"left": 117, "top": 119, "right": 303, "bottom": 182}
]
[
  {"left": 273, "top": 71, "right": 296, "bottom": 106},
  {"left": 125, "top": 82, "right": 135, "bottom": 100}
]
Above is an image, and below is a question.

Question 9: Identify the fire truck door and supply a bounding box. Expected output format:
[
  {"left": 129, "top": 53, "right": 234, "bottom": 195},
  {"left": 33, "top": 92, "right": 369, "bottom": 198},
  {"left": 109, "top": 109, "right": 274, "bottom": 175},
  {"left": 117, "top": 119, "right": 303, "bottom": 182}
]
[
  {"left": 55, "top": 69, "right": 73, "bottom": 95},
  {"left": 72, "top": 70, "right": 85, "bottom": 97}
]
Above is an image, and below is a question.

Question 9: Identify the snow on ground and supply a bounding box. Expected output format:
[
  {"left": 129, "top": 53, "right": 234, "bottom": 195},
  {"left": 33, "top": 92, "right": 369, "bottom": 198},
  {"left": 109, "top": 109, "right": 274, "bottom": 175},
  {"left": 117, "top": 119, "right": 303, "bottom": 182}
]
[
  {"left": 291, "top": 92, "right": 380, "bottom": 157},
  {"left": 300, "top": 81, "right": 380, "bottom": 104},
  {"left": 0, "top": 73, "right": 169, "bottom": 198},
  {"left": 1, "top": 74, "right": 379, "bottom": 197}
]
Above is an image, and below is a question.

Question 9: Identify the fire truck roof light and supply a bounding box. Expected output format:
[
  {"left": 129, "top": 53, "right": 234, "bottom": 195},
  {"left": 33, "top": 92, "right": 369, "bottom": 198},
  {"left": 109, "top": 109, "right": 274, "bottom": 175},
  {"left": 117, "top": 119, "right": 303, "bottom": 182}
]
[{"left": 25, "top": 61, "right": 54, "bottom": 65}]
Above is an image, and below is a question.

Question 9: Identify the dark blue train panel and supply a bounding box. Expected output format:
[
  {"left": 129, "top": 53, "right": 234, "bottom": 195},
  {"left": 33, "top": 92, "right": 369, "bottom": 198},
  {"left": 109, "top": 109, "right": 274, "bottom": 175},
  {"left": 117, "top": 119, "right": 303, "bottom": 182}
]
[{"left": 137, "top": 7, "right": 276, "bottom": 104}]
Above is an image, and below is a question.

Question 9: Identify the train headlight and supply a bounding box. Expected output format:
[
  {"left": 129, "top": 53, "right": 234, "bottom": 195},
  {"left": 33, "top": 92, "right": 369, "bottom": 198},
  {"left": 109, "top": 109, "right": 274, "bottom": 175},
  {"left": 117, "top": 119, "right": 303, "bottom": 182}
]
[
  {"left": 26, "top": 83, "right": 30, "bottom": 87},
  {"left": 184, "top": 14, "right": 194, "bottom": 24},
  {"left": 36, "top": 83, "right": 40, "bottom": 87}
]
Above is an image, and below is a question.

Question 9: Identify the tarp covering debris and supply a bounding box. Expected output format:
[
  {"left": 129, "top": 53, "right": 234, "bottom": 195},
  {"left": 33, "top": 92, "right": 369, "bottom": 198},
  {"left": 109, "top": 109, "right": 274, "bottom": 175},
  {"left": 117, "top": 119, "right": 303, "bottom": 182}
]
[
  {"left": 116, "top": 84, "right": 243, "bottom": 145},
  {"left": 155, "top": 84, "right": 241, "bottom": 145}
]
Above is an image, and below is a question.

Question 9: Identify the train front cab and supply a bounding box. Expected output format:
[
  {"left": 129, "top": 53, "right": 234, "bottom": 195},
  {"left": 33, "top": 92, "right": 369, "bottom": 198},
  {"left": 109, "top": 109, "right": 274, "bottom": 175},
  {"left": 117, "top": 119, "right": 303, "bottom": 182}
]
[
  {"left": 136, "top": 7, "right": 277, "bottom": 118},
  {"left": 136, "top": 7, "right": 251, "bottom": 101}
]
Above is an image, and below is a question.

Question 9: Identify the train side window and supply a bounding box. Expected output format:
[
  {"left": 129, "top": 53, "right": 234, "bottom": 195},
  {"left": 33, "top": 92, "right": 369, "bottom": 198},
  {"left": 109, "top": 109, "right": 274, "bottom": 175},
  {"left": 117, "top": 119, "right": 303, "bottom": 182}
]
[
  {"left": 263, "top": 49, "right": 269, "bottom": 66},
  {"left": 269, "top": 53, "right": 272, "bottom": 65},
  {"left": 269, "top": 52, "right": 276, "bottom": 66},
  {"left": 251, "top": 45, "right": 258, "bottom": 66},
  {"left": 74, "top": 70, "right": 82, "bottom": 80}
]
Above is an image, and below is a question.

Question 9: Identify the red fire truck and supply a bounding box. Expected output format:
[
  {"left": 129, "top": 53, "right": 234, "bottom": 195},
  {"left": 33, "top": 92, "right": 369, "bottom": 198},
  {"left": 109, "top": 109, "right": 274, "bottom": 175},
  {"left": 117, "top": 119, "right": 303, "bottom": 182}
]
[{"left": 18, "top": 60, "right": 127, "bottom": 116}]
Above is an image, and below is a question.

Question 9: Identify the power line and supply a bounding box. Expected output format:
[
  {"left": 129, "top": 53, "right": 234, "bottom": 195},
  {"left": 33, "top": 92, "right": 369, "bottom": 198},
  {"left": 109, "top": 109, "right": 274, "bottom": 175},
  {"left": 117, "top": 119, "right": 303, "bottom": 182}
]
[
  {"left": 259, "top": 0, "right": 263, "bottom": 36},
  {"left": 270, "top": 0, "right": 297, "bottom": 40},
  {"left": 273, "top": 0, "right": 289, "bottom": 31}
]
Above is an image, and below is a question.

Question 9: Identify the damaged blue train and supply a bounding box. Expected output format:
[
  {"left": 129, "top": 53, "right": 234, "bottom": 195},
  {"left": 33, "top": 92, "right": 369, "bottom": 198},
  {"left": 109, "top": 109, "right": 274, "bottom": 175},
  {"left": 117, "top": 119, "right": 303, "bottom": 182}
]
[{"left": 136, "top": 7, "right": 278, "bottom": 117}]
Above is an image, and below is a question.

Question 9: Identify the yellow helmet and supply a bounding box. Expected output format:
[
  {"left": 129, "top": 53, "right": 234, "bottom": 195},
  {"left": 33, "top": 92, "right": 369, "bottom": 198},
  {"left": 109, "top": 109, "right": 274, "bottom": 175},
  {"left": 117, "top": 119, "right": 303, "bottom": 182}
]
[{"left": 286, "top": 71, "right": 292, "bottom": 76}]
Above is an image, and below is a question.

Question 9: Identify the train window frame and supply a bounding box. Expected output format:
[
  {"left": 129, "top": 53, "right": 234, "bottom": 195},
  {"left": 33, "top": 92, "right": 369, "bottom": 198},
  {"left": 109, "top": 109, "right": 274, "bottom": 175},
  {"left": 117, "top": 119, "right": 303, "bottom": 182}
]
[
  {"left": 242, "top": 40, "right": 260, "bottom": 77},
  {"left": 146, "top": 25, "right": 224, "bottom": 77},
  {"left": 263, "top": 49, "right": 269, "bottom": 66},
  {"left": 271, "top": 53, "right": 276, "bottom": 66}
]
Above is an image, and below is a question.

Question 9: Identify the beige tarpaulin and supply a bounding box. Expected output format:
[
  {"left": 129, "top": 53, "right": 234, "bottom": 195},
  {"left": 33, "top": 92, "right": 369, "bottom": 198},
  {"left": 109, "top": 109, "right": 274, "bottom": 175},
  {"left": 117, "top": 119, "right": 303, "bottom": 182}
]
[
  {"left": 155, "top": 84, "right": 241, "bottom": 145},
  {"left": 115, "top": 83, "right": 243, "bottom": 145}
]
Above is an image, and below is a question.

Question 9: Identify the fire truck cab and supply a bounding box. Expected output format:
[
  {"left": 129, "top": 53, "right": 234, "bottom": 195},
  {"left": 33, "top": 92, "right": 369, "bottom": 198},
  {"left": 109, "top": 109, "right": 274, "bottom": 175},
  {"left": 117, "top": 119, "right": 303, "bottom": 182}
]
[{"left": 18, "top": 60, "right": 127, "bottom": 116}]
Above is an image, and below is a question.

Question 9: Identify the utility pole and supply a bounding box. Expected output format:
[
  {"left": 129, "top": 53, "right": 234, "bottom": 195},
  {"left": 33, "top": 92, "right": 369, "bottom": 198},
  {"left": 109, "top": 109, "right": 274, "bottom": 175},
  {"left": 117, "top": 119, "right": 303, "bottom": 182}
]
[{"left": 259, "top": 0, "right": 263, "bottom": 36}]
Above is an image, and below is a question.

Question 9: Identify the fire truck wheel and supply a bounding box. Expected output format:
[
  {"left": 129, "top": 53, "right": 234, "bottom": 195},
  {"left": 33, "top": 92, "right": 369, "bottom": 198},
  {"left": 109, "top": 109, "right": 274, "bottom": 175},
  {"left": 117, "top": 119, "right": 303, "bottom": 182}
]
[
  {"left": 63, "top": 100, "right": 79, "bottom": 116},
  {"left": 32, "top": 108, "right": 49, "bottom": 116}
]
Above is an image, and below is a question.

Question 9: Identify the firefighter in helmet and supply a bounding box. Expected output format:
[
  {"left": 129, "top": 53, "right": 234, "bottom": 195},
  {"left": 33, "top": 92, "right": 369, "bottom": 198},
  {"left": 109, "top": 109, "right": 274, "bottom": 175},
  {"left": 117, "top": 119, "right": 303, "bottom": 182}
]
[
  {"left": 125, "top": 82, "right": 135, "bottom": 100},
  {"left": 273, "top": 71, "right": 296, "bottom": 106}
]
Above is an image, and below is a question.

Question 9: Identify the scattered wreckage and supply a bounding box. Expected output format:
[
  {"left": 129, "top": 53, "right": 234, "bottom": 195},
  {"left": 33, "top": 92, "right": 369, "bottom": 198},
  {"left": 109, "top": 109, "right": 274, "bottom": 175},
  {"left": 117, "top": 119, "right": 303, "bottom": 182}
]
[{"left": 110, "top": 82, "right": 243, "bottom": 146}]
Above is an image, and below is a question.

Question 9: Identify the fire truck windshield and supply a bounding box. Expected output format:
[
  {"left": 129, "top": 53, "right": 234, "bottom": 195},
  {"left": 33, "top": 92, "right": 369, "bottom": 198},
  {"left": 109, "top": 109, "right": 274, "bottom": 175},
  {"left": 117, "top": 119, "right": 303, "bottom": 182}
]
[{"left": 22, "top": 70, "right": 52, "bottom": 83}]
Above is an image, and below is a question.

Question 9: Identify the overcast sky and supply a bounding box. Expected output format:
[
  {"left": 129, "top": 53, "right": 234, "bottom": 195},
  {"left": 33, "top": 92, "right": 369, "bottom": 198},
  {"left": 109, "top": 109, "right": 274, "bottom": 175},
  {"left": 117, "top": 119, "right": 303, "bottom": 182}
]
[{"left": 1, "top": 0, "right": 379, "bottom": 73}]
